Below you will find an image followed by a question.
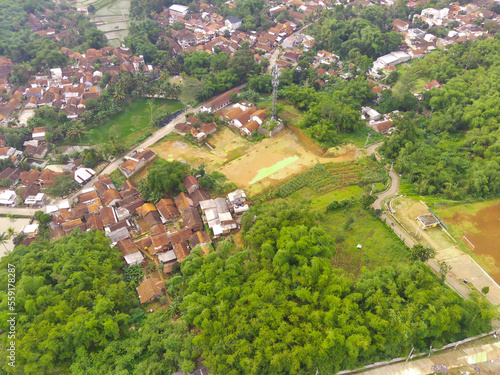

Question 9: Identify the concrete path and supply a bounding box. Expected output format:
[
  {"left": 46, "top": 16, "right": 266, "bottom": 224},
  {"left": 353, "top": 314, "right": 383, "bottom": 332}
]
[
  {"left": 435, "top": 246, "right": 500, "bottom": 306},
  {"left": 360, "top": 340, "right": 500, "bottom": 375}
]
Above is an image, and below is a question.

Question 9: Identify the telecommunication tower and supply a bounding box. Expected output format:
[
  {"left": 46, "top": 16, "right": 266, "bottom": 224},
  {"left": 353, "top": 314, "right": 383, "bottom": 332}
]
[{"left": 271, "top": 65, "right": 281, "bottom": 121}]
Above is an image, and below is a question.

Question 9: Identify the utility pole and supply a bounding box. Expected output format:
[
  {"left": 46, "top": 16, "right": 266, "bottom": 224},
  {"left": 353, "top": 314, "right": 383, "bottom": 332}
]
[
  {"left": 390, "top": 162, "right": 394, "bottom": 173},
  {"left": 364, "top": 133, "right": 371, "bottom": 148}
]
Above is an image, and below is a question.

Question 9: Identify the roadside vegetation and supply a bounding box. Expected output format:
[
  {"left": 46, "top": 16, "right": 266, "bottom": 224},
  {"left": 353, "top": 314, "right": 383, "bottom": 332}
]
[{"left": 380, "top": 38, "right": 500, "bottom": 200}]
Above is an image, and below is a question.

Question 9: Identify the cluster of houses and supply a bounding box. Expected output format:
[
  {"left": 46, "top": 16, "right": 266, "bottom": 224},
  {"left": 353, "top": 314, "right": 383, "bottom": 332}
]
[
  {"left": 174, "top": 87, "right": 282, "bottom": 138},
  {"left": 12, "top": 153, "right": 251, "bottom": 305},
  {"left": 370, "top": 1, "right": 494, "bottom": 75},
  {"left": 153, "top": 1, "right": 325, "bottom": 61},
  {"left": 0, "top": 46, "right": 152, "bottom": 125},
  {"left": 0, "top": 127, "right": 100, "bottom": 207},
  {"left": 3, "top": 156, "right": 250, "bottom": 305}
]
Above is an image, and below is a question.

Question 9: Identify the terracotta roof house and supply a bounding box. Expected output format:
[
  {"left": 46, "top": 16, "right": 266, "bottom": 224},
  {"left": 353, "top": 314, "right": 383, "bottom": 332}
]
[
  {"left": 187, "top": 115, "right": 201, "bottom": 125},
  {"left": 84, "top": 213, "right": 104, "bottom": 231},
  {"left": 173, "top": 240, "right": 191, "bottom": 262},
  {"left": 182, "top": 206, "right": 204, "bottom": 232},
  {"left": 189, "top": 231, "right": 211, "bottom": 247},
  {"left": 424, "top": 80, "right": 442, "bottom": 90},
  {"left": 101, "top": 189, "right": 123, "bottom": 206},
  {"left": 241, "top": 120, "right": 260, "bottom": 136},
  {"left": 232, "top": 106, "right": 258, "bottom": 129},
  {"left": 38, "top": 169, "right": 63, "bottom": 186},
  {"left": 62, "top": 218, "right": 86, "bottom": 234},
  {"left": 119, "top": 149, "right": 156, "bottom": 178},
  {"left": 122, "top": 197, "right": 144, "bottom": 215},
  {"left": 373, "top": 120, "right": 394, "bottom": 134},
  {"left": 150, "top": 232, "right": 171, "bottom": 254},
  {"left": 174, "top": 122, "right": 192, "bottom": 135},
  {"left": 201, "top": 87, "right": 240, "bottom": 112},
  {"left": 19, "top": 169, "right": 41, "bottom": 185},
  {"left": 190, "top": 189, "right": 210, "bottom": 207},
  {"left": 137, "top": 278, "right": 165, "bottom": 304},
  {"left": 175, "top": 192, "right": 194, "bottom": 213},
  {"left": 169, "top": 227, "right": 192, "bottom": 245},
  {"left": 121, "top": 180, "right": 138, "bottom": 198},
  {"left": 144, "top": 210, "right": 163, "bottom": 229},
  {"left": 393, "top": 19, "right": 410, "bottom": 32},
  {"left": 137, "top": 203, "right": 157, "bottom": 217},
  {"left": 283, "top": 52, "right": 301, "bottom": 62},
  {"left": 183, "top": 176, "right": 200, "bottom": 194},
  {"left": 78, "top": 190, "right": 99, "bottom": 204},
  {"left": 156, "top": 199, "right": 180, "bottom": 222},
  {"left": 100, "top": 206, "right": 117, "bottom": 226},
  {"left": 200, "top": 122, "right": 218, "bottom": 135},
  {"left": 223, "top": 107, "right": 243, "bottom": 121}
]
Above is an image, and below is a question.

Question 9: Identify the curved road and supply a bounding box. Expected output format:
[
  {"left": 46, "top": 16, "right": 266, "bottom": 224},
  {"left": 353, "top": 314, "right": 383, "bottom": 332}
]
[{"left": 367, "top": 143, "right": 471, "bottom": 300}]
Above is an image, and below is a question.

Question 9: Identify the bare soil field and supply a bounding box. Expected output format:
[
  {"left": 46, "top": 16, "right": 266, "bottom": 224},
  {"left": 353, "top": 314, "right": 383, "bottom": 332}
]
[
  {"left": 150, "top": 127, "right": 358, "bottom": 195},
  {"left": 436, "top": 200, "right": 500, "bottom": 283}
]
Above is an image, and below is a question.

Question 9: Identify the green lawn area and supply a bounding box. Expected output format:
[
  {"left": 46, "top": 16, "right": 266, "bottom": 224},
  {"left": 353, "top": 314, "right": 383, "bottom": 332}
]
[
  {"left": 78, "top": 98, "right": 184, "bottom": 149},
  {"left": 287, "top": 185, "right": 365, "bottom": 209},
  {"left": 322, "top": 205, "right": 411, "bottom": 272},
  {"left": 285, "top": 185, "right": 411, "bottom": 276},
  {"left": 335, "top": 125, "right": 385, "bottom": 148},
  {"left": 278, "top": 165, "right": 410, "bottom": 275},
  {"left": 109, "top": 168, "right": 126, "bottom": 188},
  {"left": 171, "top": 76, "right": 203, "bottom": 105}
]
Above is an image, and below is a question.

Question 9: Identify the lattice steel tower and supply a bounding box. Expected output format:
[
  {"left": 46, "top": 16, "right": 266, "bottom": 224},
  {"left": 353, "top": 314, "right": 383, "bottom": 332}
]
[{"left": 271, "top": 65, "right": 281, "bottom": 121}]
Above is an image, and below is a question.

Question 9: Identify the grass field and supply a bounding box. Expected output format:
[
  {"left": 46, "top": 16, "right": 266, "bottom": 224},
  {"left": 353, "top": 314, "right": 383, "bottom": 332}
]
[
  {"left": 79, "top": 99, "right": 184, "bottom": 149},
  {"left": 287, "top": 185, "right": 365, "bottom": 210},
  {"left": 283, "top": 187, "right": 411, "bottom": 276},
  {"left": 169, "top": 76, "right": 204, "bottom": 105},
  {"left": 335, "top": 125, "right": 385, "bottom": 148}
]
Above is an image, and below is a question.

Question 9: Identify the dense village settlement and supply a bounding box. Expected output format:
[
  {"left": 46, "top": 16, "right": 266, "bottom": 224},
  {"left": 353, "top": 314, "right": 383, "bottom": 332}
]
[{"left": 2, "top": 0, "right": 500, "bottom": 373}]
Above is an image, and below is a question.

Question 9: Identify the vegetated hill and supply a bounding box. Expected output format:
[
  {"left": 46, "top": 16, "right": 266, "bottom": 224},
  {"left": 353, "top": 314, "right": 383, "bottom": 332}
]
[
  {"left": 164, "top": 200, "right": 494, "bottom": 374},
  {"left": 0, "top": 201, "right": 494, "bottom": 374},
  {"left": 380, "top": 38, "right": 500, "bottom": 200}
]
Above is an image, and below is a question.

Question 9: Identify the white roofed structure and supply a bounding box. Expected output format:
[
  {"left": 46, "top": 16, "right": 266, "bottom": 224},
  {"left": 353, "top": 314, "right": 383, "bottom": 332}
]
[{"left": 74, "top": 168, "right": 96, "bottom": 184}]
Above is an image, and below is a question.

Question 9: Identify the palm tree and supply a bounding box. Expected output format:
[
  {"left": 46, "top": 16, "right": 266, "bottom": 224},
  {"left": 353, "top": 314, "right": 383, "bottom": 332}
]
[
  {"left": 67, "top": 122, "right": 86, "bottom": 141},
  {"left": 0, "top": 232, "right": 9, "bottom": 252},
  {"left": 6, "top": 227, "right": 16, "bottom": 239}
]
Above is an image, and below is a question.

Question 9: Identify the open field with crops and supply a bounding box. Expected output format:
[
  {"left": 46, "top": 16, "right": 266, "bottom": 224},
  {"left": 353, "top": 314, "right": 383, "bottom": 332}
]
[{"left": 272, "top": 159, "right": 387, "bottom": 199}]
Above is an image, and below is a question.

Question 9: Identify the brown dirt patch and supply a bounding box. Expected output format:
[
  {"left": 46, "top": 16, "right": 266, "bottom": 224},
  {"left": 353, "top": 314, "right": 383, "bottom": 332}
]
[
  {"left": 446, "top": 202, "right": 500, "bottom": 283},
  {"left": 150, "top": 128, "right": 358, "bottom": 195}
]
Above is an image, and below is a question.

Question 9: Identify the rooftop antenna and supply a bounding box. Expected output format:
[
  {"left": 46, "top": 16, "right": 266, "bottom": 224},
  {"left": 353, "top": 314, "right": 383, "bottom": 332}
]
[{"left": 271, "top": 64, "right": 281, "bottom": 121}]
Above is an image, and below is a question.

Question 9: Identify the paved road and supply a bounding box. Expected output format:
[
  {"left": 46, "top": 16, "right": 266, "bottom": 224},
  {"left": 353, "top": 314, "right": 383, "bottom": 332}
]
[
  {"left": 0, "top": 207, "right": 33, "bottom": 216},
  {"left": 367, "top": 143, "right": 471, "bottom": 300},
  {"left": 360, "top": 338, "right": 500, "bottom": 375},
  {"left": 365, "top": 143, "right": 399, "bottom": 211}
]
